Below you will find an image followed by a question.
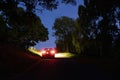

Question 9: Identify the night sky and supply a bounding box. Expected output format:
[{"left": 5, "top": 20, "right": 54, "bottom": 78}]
[{"left": 35, "top": 0, "right": 83, "bottom": 50}]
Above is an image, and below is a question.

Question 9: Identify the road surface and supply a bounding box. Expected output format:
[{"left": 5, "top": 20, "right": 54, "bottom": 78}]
[{"left": 4, "top": 58, "right": 120, "bottom": 80}]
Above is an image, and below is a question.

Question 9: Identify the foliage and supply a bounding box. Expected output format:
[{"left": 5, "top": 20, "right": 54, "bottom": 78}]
[
  {"left": 77, "top": 0, "right": 120, "bottom": 57},
  {"left": 52, "top": 16, "right": 76, "bottom": 52},
  {"left": 0, "top": 0, "right": 76, "bottom": 49}
]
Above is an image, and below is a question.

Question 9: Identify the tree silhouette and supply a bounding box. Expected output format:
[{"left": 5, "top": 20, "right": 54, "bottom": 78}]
[
  {"left": 0, "top": 0, "right": 76, "bottom": 49},
  {"left": 52, "top": 16, "right": 76, "bottom": 52},
  {"left": 77, "top": 0, "right": 120, "bottom": 57}
]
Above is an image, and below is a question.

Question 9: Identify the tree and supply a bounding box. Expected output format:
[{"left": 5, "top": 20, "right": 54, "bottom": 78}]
[
  {"left": 0, "top": 0, "right": 76, "bottom": 49},
  {"left": 77, "top": 0, "right": 120, "bottom": 57},
  {"left": 52, "top": 16, "right": 76, "bottom": 52}
]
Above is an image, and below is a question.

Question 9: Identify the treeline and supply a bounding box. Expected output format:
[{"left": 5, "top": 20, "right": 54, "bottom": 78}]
[
  {"left": 0, "top": 0, "right": 76, "bottom": 49},
  {"left": 1, "top": 0, "right": 120, "bottom": 58},
  {"left": 52, "top": 0, "right": 120, "bottom": 58}
]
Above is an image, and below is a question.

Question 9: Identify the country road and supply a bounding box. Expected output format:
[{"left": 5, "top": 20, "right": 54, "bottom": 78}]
[{"left": 4, "top": 58, "right": 120, "bottom": 80}]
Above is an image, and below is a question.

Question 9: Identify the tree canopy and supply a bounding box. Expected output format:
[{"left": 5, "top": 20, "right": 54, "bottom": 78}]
[
  {"left": 52, "top": 16, "right": 75, "bottom": 52},
  {"left": 0, "top": 0, "right": 76, "bottom": 49},
  {"left": 77, "top": 0, "right": 120, "bottom": 57},
  {"left": 52, "top": 0, "right": 120, "bottom": 58}
]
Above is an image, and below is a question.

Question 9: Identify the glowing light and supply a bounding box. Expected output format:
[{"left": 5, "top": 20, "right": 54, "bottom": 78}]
[
  {"left": 28, "top": 47, "right": 42, "bottom": 56},
  {"left": 50, "top": 50, "right": 56, "bottom": 54},
  {"left": 41, "top": 50, "right": 46, "bottom": 54},
  {"left": 55, "top": 52, "right": 75, "bottom": 58},
  {"left": 28, "top": 47, "right": 75, "bottom": 58}
]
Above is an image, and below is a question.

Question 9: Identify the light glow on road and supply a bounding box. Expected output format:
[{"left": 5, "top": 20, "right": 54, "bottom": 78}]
[
  {"left": 28, "top": 47, "right": 42, "bottom": 56},
  {"left": 28, "top": 47, "right": 75, "bottom": 58},
  {"left": 55, "top": 52, "right": 75, "bottom": 58}
]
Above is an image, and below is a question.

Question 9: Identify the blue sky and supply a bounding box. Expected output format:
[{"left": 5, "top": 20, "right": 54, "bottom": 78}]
[{"left": 35, "top": 0, "right": 83, "bottom": 50}]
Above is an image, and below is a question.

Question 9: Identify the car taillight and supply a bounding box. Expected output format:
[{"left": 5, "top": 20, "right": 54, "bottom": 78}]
[
  {"left": 50, "top": 50, "right": 56, "bottom": 54},
  {"left": 42, "top": 50, "right": 46, "bottom": 54}
]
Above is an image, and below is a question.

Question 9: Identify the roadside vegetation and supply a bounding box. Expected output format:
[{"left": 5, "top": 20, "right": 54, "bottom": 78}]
[
  {"left": 1, "top": 0, "right": 120, "bottom": 79},
  {"left": 0, "top": 0, "right": 77, "bottom": 79},
  {"left": 52, "top": 0, "right": 120, "bottom": 60}
]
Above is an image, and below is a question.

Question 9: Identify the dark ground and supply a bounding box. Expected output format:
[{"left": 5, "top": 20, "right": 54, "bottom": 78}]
[
  {"left": 0, "top": 44, "right": 120, "bottom": 80},
  {"left": 3, "top": 58, "right": 120, "bottom": 80}
]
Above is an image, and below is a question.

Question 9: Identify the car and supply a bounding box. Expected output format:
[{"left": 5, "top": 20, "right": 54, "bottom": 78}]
[{"left": 41, "top": 48, "right": 57, "bottom": 58}]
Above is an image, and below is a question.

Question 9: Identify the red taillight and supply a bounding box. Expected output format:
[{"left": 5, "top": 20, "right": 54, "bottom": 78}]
[
  {"left": 50, "top": 50, "right": 56, "bottom": 54},
  {"left": 42, "top": 50, "right": 46, "bottom": 54}
]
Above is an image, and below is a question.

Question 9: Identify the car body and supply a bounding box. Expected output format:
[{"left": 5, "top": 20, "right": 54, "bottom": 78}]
[{"left": 41, "top": 48, "right": 57, "bottom": 58}]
